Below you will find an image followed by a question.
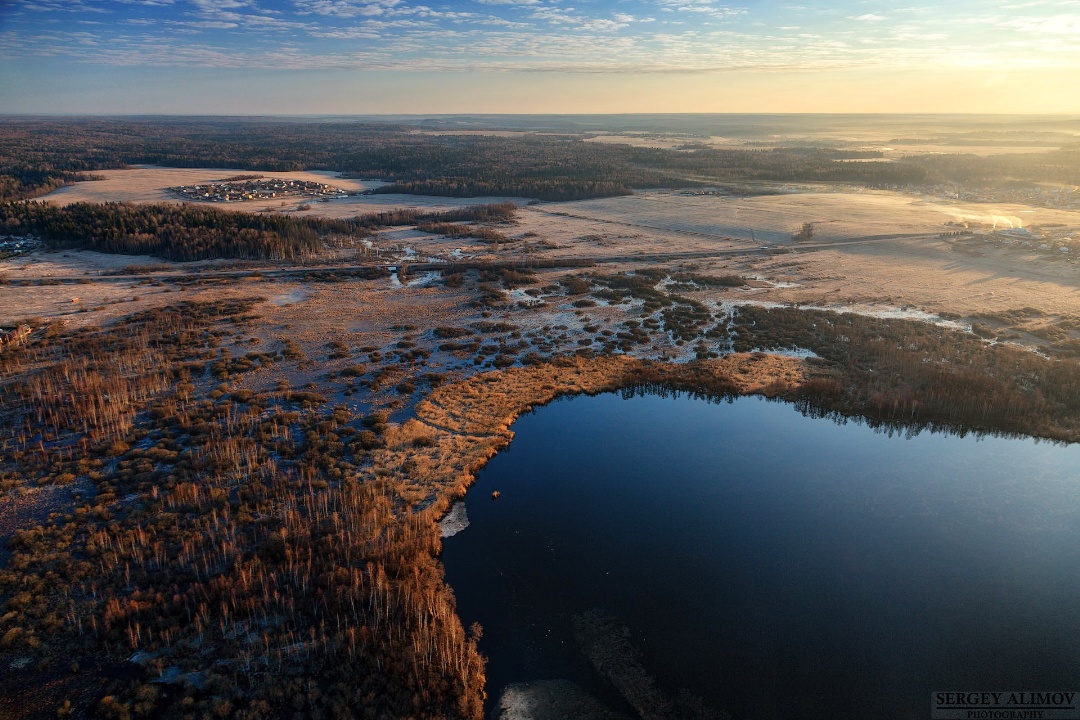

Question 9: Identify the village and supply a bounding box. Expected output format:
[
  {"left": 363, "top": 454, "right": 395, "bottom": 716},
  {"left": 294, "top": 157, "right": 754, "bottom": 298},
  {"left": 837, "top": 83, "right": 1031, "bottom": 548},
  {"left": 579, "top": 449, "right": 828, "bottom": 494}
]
[
  {"left": 167, "top": 177, "right": 350, "bottom": 202},
  {"left": 0, "top": 235, "right": 39, "bottom": 260}
]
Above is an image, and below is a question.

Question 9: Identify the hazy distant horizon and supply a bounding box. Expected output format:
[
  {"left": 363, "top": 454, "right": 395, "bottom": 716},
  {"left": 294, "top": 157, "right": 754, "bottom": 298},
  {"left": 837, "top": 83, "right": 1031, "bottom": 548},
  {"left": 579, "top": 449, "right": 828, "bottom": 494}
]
[
  {"left": 4, "top": 113, "right": 1078, "bottom": 142},
  {"left": 3, "top": 112, "right": 1079, "bottom": 118}
]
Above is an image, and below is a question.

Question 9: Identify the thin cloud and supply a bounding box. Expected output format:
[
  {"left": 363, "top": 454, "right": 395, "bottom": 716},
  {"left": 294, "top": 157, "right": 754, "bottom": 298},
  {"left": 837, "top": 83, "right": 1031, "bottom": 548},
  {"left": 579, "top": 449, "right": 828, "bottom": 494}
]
[
  {"left": 4, "top": 0, "right": 1079, "bottom": 79},
  {"left": 1002, "top": 12, "right": 1080, "bottom": 32}
]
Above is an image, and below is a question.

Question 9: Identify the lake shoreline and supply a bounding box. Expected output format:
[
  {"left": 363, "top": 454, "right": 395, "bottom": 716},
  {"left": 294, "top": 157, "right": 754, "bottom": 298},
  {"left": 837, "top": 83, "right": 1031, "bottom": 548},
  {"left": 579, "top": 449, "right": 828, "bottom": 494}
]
[
  {"left": 369, "top": 353, "right": 811, "bottom": 715},
  {"left": 374, "top": 352, "right": 812, "bottom": 520},
  {"left": 366, "top": 346, "right": 1080, "bottom": 714},
  {"left": 441, "top": 389, "right": 1080, "bottom": 720}
]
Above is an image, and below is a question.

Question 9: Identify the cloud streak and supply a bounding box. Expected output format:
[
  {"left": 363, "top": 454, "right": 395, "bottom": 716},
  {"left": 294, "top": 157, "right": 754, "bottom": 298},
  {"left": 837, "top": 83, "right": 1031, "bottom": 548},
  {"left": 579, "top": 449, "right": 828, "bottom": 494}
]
[{"left": 2, "top": 0, "right": 1079, "bottom": 76}]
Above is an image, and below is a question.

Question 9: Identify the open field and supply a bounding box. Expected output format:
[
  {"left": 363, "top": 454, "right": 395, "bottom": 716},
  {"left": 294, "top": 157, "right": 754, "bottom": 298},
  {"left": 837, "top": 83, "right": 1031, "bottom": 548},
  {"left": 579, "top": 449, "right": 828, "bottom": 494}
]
[
  {"left": 519, "top": 189, "right": 1080, "bottom": 244},
  {"left": 43, "top": 167, "right": 376, "bottom": 206},
  {"left": 39, "top": 167, "right": 530, "bottom": 219},
  {"left": 582, "top": 134, "right": 1075, "bottom": 157}
]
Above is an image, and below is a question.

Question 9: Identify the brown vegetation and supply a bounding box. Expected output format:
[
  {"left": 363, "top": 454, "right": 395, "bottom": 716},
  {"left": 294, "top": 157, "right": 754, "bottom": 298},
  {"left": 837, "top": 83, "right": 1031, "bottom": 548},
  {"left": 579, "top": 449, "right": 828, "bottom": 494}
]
[
  {"left": 0, "top": 301, "right": 485, "bottom": 719},
  {"left": 731, "top": 305, "right": 1080, "bottom": 439},
  {"left": 415, "top": 222, "right": 512, "bottom": 245}
]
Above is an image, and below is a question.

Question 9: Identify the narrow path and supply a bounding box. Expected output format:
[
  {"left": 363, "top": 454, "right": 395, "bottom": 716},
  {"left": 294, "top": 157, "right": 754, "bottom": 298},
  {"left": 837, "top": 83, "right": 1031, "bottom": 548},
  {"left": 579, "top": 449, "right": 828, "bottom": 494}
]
[{"left": 414, "top": 416, "right": 504, "bottom": 440}]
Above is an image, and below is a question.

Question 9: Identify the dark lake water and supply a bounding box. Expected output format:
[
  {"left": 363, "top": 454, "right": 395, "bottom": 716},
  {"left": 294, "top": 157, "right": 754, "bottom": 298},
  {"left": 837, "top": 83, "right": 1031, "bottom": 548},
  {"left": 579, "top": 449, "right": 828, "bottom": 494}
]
[{"left": 441, "top": 392, "right": 1080, "bottom": 720}]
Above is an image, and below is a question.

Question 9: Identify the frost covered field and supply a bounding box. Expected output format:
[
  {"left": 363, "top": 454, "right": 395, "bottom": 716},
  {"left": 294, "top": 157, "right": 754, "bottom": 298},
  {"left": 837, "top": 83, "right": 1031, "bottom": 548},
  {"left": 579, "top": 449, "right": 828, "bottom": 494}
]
[
  {"left": 524, "top": 189, "right": 1080, "bottom": 244},
  {"left": 15, "top": 167, "right": 1080, "bottom": 335}
]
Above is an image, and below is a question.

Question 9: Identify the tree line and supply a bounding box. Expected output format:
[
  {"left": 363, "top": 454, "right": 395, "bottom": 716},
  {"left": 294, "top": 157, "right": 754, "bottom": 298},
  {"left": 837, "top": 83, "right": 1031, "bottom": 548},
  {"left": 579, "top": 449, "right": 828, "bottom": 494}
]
[
  {"left": 352, "top": 202, "right": 517, "bottom": 229},
  {"left": 0, "top": 202, "right": 370, "bottom": 261},
  {"left": 0, "top": 200, "right": 519, "bottom": 261}
]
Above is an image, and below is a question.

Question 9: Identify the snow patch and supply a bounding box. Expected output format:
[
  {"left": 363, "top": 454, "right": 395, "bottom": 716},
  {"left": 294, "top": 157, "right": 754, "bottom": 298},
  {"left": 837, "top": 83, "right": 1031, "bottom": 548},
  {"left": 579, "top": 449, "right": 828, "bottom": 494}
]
[
  {"left": 746, "top": 274, "right": 802, "bottom": 289},
  {"left": 270, "top": 289, "right": 308, "bottom": 306},
  {"left": 507, "top": 288, "right": 543, "bottom": 306},
  {"left": 440, "top": 501, "right": 470, "bottom": 538},
  {"left": 407, "top": 271, "right": 441, "bottom": 288},
  {"left": 750, "top": 346, "right": 821, "bottom": 359},
  {"left": 714, "top": 300, "right": 970, "bottom": 332}
]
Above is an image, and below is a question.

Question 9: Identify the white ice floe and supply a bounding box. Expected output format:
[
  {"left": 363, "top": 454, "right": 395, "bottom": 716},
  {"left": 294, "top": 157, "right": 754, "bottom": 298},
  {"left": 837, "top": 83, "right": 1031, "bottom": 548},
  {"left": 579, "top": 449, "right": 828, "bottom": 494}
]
[
  {"left": 439, "top": 501, "right": 470, "bottom": 538},
  {"left": 746, "top": 274, "right": 802, "bottom": 289},
  {"left": 407, "top": 271, "right": 442, "bottom": 288},
  {"left": 749, "top": 346, "right": 821, "bottom": 359},
  {"left": 507, "top": 288, "right": 544, "bottom": 306},
  {"left": 713, "top": 300, "right": 971, "bottom": 332}
]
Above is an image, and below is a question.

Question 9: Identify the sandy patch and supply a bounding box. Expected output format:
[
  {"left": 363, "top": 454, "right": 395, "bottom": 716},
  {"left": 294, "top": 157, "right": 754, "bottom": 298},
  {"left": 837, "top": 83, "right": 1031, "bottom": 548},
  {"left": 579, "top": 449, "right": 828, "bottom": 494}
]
[{"left": 0, "top": 282, "right": 179, "bottom": 326}]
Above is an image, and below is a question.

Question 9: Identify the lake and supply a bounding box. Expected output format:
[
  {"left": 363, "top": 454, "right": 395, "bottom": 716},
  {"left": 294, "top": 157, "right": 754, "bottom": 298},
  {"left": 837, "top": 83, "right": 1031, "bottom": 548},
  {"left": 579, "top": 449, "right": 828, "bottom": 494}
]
[{"left": 441, "top": 392, "right": 1080, "bottom": 720}]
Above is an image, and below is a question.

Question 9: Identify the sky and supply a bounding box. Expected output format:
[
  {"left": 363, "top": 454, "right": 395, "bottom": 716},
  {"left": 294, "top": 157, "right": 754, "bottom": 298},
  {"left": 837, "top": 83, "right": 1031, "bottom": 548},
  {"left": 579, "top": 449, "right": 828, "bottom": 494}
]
[{"left": 1, "top": 0, "right": 1079, "bottom": 114}]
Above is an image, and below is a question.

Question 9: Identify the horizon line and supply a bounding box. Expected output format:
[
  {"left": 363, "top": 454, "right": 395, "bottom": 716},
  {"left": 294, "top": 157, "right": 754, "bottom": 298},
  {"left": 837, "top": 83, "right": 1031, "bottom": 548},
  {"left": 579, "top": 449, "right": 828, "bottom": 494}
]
[{"left": 3, "top": 112, "right": 1080, "bottom": 119}]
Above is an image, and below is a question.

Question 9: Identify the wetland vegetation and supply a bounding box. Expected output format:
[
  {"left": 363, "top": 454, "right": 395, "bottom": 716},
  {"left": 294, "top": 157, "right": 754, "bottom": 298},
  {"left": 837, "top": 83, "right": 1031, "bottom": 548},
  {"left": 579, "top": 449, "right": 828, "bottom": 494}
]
[{"left": 4, "top": 294, "right": 1080, "bottom": 715}]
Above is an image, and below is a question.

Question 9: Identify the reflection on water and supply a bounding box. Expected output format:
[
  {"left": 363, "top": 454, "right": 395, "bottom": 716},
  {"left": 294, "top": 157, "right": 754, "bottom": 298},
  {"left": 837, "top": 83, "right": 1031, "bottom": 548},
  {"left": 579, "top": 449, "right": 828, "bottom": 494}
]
[{"left": 441, "top": 393, "right": 1080, "bottom": 720}]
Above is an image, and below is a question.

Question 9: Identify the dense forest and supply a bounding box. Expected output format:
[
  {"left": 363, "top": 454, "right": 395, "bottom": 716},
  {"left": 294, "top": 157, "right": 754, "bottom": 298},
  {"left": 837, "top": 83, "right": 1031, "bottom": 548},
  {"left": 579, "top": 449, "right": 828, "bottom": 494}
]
[
  {"left": 3, "top": 118, "right": 1076, "bottom": 204},
  {"left": 351, "top": 203, "right": 517, "bottom": 229},
  {"left": 0, "top": 201, "right": 518, "bottom": 262},
  {"left": 0, "top": 202, "right": 369, "bottom": 261},
  {"left": 904, "top": 149, "right": 1080, "bottom": 186},
  {"left": 0, "top": 167, "right": 100, "bottom": 202}
]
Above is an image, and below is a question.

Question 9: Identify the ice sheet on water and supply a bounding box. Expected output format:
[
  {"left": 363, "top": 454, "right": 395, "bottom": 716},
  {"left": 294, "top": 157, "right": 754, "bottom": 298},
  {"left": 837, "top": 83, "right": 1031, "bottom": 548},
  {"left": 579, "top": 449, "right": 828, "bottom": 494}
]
[
  {"left": 439, "top": 502, "right": 470, "bottom": 538},
  {"left": 270, "top": 289, "right": 308, "bottom": 306},
  {"left": 407, "top": 271, "right": 441, "bottom": 288}
]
